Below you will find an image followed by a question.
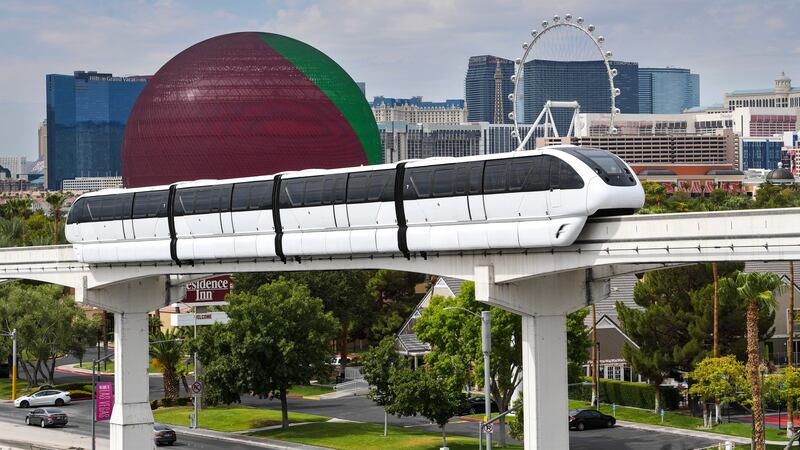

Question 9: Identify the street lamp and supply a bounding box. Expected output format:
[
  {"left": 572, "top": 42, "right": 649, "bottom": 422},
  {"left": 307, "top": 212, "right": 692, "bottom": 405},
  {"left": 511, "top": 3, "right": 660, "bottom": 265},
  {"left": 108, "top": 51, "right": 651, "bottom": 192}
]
[
  {"left": 0, "top": 330, "right": 17, "bottom": 400},
  {"left": 443, "top": 307, "right": 492, "bottom": 450}
]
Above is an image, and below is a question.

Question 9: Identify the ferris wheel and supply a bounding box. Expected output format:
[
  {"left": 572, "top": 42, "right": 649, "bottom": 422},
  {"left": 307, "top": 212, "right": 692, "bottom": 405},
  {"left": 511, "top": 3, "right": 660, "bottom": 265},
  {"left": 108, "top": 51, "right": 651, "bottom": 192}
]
[{"left": 509, "top": 14, "right": 620, "bottom": 150}]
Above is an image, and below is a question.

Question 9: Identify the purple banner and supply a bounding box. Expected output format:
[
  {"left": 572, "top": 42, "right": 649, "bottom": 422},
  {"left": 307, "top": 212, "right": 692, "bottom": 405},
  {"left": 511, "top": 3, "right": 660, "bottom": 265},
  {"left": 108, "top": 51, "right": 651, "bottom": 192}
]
[{"left": 95, "top": 382, "right": 114, "bottom": 421}]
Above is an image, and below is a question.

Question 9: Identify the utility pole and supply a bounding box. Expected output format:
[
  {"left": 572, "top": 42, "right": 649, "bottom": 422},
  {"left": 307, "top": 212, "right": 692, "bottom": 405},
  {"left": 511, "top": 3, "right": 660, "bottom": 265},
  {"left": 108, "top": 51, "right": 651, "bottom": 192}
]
[
  {"left": 591, "top": 303, "right": 598, "bottom": 407},
  {"left": 11, "top": 329, "right": 16, "bottom": 401},
  {"left": 789, "top": 261, "right": 796, "bottom": 437},
  {"left": 481, "top": 310, "right": 492, "bottom": 450},
  {"left": 713, "top": 263, "right": 719, "bottom": 358}
]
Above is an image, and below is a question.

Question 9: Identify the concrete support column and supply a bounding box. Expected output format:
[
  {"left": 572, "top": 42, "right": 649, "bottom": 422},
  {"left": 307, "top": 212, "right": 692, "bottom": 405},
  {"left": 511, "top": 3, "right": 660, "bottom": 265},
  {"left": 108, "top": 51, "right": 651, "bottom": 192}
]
[
  {"left": 110, "top": 311, "right": 153, "bottom": 449},
  {"left": 475, "top": 266, "right": 606, "bottom": 450},
  {"left": 79, "top": 276, "right": 171, "bottom": 450},
  {"left": 521, "top": 313, "right": 568, "bottom": 449}
]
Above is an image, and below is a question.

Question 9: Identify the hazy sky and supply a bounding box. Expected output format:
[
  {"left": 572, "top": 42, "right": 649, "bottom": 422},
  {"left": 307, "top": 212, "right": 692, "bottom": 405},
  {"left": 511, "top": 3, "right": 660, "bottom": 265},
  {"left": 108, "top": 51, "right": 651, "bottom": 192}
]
[{"left": 2, "top": 0, "right": 798, "bottom": 159}]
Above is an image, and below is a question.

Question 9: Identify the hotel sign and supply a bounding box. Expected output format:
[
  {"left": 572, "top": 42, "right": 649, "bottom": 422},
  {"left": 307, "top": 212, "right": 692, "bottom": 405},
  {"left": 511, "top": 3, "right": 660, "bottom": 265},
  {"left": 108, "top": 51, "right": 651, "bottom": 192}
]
[
  {"left": 181, "top": 275, "right": 231, "bottom": 306},
  {"left": 171, "top": 311, "right": 230, "bottom": 327}
]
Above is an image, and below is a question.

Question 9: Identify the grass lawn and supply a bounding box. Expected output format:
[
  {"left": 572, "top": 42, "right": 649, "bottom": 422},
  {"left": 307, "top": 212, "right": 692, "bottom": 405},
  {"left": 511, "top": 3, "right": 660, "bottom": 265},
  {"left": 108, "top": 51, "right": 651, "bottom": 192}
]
[
  {"left": 78, "top": 361, "right": 159, "bottom": 373},
  {"left": 254, "top": 422, "right": 523, "bottom": 450},
  {"left": 0, "top": 378, "right": 30, "bottom": 399},
  {"left": 286, "top": 385, "right": 334, "bottom": 397},
  {"left": 153, "top": 406, "right": 329, "bottom": 432},
  {"left": 569, "top": 400, "right": 789, "bottom": 442}
]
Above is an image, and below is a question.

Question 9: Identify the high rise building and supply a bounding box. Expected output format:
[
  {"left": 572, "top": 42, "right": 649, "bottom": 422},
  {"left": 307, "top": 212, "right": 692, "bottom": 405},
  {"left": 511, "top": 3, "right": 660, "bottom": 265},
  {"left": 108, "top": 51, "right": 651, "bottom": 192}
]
[
  {"left": 37, "top": 120, "right": 47, "bottom": 161},
  {"left": 0, "top": 156, "right": 27, "bottom": 178},
  {"left": 372, "top": 97, "right": 467, "bottom": 124},
  {"left": 465, "top": 55, "right": 514, "bottom": 124},
  {"left": 725, "top": 73, "right": 800, "bottom": 110},
  {"left": 46, "top": 71, "right": 148, "bottom": 190},
  {"left": 638, "top": 67, "right": 700, "bottom": 114},
  {"left": 740, "top": 136, "right": 784, "bottom": 171},
  {"left": 523, "top": 60, "right": 639, "bottom": 135}
]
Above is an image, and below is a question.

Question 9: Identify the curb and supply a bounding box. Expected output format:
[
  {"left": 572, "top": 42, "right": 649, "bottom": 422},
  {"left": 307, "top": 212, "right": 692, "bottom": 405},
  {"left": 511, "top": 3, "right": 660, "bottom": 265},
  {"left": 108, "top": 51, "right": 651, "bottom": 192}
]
[
  {"left": 286, "top": 395, "right": 321, "bottom": 401},
  {"left": 615, "top": 420, "right": 752, "bottom": 445},
  {"left": 55, "top": 364, "right": 161, "bottom": 377}
]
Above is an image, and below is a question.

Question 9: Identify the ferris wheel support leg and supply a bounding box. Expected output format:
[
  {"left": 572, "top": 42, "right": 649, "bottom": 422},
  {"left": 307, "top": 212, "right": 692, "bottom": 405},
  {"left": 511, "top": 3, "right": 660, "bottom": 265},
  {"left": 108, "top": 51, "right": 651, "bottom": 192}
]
[
  {"left": 475, "top": 267, "right": 602, "bottom": 449},
  {"left": 81, "top": 277, "right": 170, "bottom": 450}
]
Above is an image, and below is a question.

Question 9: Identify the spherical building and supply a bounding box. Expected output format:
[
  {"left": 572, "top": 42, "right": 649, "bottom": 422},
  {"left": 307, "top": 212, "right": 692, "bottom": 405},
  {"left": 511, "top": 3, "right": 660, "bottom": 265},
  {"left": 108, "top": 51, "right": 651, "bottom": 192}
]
[
  {"left": 121, "top": 32, "right": 381, "bottom": 187},
  {"left": 766, "top": 162, "right": 795, "bottom": 185}
]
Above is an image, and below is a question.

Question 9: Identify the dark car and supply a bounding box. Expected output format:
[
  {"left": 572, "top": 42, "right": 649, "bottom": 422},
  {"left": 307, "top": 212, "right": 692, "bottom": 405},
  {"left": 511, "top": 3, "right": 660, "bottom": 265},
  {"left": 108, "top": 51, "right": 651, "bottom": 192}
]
[
  {"left": 154, "top": 423, "right": 177, "bottom": 446},
  {"left": 25, "top": 408, "right": 68, "bottom": 428},
  {"left": 461, "top": 396, "right": 500, "bottom": 415},
  {"left": 569, "top": 408, "right": 615, "bottom": 431}
]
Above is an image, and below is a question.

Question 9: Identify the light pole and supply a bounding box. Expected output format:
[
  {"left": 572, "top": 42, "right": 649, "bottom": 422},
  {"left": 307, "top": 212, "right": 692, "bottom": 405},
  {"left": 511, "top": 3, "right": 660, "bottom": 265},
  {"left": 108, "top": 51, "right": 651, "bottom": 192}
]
[
  {"left": 443, "top": 307, "right": 492, "bottom": 450},
  {"left": 1, "top": 330, "right": 17, "bottom": 400}
]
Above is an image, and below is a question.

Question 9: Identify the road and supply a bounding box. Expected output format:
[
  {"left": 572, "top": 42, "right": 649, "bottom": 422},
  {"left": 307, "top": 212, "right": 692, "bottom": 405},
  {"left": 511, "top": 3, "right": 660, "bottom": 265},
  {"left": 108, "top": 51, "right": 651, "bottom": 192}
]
[{"left": 3, "top": 350, "right": 722, "bottom": 449}]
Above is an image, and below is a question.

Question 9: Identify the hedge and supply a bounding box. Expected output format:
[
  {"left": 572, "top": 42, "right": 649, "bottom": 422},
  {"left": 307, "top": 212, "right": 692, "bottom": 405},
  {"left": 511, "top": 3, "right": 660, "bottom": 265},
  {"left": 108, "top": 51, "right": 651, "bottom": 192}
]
[
  {"left": 151, "top": 397, "right": 193, "bottom": 410},
  {"left": 568, "top": 379, "right": 680, "bottom": 410}
]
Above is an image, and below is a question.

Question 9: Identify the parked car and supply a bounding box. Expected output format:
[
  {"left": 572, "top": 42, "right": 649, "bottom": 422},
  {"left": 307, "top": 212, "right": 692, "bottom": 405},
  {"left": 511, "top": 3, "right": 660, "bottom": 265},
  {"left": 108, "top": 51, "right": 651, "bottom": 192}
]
[
  {"left": 154, "top": 423, "right": 177, "bottom": 446},
  {"left": 25, "top": 408, "right": 68, "bottom": 428},
  {"left": 461, "top": 396, "right": 500, "bottom": 415},
  {"left": 15, "top": 390, "right": 71, "bottom": 408},
  {"left": 568, "top": 408, "right": 615, "bottom": 431}
]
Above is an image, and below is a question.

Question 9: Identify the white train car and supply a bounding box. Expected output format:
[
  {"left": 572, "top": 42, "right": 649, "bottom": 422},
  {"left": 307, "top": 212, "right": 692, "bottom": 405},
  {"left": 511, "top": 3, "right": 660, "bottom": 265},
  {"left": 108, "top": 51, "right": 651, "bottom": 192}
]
[{"left": 65, "top": 146, "right": 644, "bottom": 265}]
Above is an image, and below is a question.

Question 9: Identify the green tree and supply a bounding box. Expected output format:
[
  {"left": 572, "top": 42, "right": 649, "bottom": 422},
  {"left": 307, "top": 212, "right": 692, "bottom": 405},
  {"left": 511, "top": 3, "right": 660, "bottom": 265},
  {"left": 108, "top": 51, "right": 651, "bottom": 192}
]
[
  {"left": 723, "top": 272, "right": 785, "bottom": 450},
  {"left": 198, "top": 278, "right": 338, "bottom": 429},
  {"left": 688, "top": 355, "right": 747, "bottom": 428},
  {"left": 617, "top": 264, "right": 740, "bottom": 411},
  {"left": 45, "top": 192, "right": 69, "bottom": 244},
  {"left": 24, "top": 212, "right": 52, "bottom": 246},
  {"left": 415, "top": 281, "right": 521, "bottom": 447},
  {"left": 150, "top": 329, "right": 186, "bottom": 400},
  {"left": 362, "top": 336, "right": 408, "bottom": 436},
  {"left": 387, "top": 362, "right": 466, "bottom": 449},
  {"left": 366, "top": 270, "right": 425, "bottom": 344},
  {"left": 567, "top": 308, "right": 591, "bottom": 383},
  {"left": 0, "top": 217, "right": 24, "bottom": 247},
  {"left": 68, "top": 314, "right": 101, "bottom": 367}
]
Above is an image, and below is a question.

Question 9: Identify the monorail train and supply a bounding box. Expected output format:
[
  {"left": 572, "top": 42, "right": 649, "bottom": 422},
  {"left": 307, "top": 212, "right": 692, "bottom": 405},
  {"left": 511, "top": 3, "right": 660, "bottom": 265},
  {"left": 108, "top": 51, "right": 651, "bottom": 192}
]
[{"left": 65, "top": 146, "right": 644, "bottom": 265}]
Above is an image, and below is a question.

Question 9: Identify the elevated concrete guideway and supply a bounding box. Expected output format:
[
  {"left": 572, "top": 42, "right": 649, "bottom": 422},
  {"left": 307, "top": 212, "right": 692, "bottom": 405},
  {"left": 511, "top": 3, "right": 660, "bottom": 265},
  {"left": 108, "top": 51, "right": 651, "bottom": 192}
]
[{"left": 1, "top": 207, "right": 800, "bottom": 449}]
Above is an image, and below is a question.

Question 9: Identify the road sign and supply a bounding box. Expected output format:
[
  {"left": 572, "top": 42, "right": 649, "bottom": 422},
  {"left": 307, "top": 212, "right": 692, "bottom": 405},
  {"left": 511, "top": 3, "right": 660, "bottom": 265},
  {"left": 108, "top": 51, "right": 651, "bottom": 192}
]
[
  {"left": 483, "top": 423, "right": 494, "bottom": 434},
  {"left": 191, "top": 381, "right": 203, "bottom": 396}
]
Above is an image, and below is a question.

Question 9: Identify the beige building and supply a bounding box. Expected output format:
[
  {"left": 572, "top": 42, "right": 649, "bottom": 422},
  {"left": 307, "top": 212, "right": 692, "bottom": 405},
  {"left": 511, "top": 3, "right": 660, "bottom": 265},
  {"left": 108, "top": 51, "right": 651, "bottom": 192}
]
[
  {"left": 372, "top": 97, "right": 467, "bottom": 124},
  {"left": 724, "top": 72, "right": 800, "bottom": 110}
]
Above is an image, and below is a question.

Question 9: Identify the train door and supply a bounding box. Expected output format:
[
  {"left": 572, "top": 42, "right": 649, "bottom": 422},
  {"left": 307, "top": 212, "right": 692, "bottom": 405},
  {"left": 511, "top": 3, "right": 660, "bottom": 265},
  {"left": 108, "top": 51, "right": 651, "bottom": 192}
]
[
  {"left": 546, "top": 156, "right": 589, "bottom": 246},
  {"left": 482, "top": 159, "right": 520, "bottom": 248},
  {"left": 514, "top": 156, "right": 550, "bottom": 248}
]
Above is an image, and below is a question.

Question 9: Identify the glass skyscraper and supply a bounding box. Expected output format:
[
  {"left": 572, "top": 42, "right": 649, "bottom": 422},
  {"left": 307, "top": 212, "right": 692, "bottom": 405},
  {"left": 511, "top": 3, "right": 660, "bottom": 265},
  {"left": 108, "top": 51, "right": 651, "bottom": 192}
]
[
  {"left": 465, "top": 55, "right": 515, "bottom": 124},
  {"left": 523, "top": 60, "right": 639, "bottom": 135},
  {"left": 638, "top": 67, "right": 700, "bottom": 114},
  {"left": 46, "top": 71, "right": 148, "bottom": 190}
]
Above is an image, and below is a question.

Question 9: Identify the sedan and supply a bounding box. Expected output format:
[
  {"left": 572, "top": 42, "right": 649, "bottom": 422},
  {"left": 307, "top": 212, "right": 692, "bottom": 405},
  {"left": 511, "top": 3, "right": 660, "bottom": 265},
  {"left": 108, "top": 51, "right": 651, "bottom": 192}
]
[
  {"left": 569, "top": 408, "right": 616, "bottom": 431},
  {"left": 25, "top": 408, "right": 68, "bottom": 428},
  {"left": 154, "top": 424, "right": 177, "bottom": 446},
  {"left": 15, "top": 390, "right": 71, "bottom": 408},
  {"left": 461, "top": 396, "right": 500, "bottom": 415}
]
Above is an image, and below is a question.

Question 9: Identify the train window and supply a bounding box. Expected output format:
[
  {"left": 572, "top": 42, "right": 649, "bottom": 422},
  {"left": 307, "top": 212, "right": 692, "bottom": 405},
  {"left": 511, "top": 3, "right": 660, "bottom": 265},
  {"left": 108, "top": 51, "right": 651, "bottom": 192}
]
[
  {"left": 404, "top": 167, "right": 432, "bottom": 200},
  {"left": 280, "top": 179, "right": 305, "bottom": 208},
  {"left": 175, "top": 186, "right": 230, "bottom": 216},
  {"left": 549, "top": 159, "right": 584, "bottom": 190},
  {"left": 132, "top": 191, "right": 168, "bottom": 219},
  {"left": 322, "top": 174, "right": 347, "bottom": 205},
  {"left": 367, "top": 170, "right": 395, "bottom": 202},
  {"left": 231, "top": 184, "right": 251, "bottom": 212},
  {"left": 432, "top": 166, "right": 455, "bottom": 197},
  {"left": 232, "top": 181, "right": 273, "bottom": 211},
  {"left": 507, "top": 158, "right": 535, "bottom": 192},
  {"left": 454, "top": 164, "right": 468, "bottom": 195},
  {"left": 483, "top": 160, "right": 507, "bottom": 194},
  {"left": 67, "top": 198, "right": 87, "bottom": 224},
  {"left": 522, "top": 156, "right": 550, "bottom": 192},
  {"left": 468, "top": 162, "right": 483, "bottom": 194},
  {"left": 304, "top": 177, "right": 324, "bottom": 206},
  {"left": 347, "top": 173, "right": 368, "bottom": 203}
]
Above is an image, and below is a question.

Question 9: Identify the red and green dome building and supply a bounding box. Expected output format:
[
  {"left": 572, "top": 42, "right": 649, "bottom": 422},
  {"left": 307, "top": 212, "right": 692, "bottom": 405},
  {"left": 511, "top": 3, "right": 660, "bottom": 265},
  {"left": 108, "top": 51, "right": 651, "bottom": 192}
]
[{"left": 121, "top": 32, "right": 381, "bottom": 188}]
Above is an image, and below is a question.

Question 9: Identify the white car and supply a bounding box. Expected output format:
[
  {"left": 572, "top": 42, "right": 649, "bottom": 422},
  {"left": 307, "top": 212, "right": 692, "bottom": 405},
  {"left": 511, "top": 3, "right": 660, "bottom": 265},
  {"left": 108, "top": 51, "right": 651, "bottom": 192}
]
[{"left": 15, "top": 390, "right": 71, "bottom": 408}]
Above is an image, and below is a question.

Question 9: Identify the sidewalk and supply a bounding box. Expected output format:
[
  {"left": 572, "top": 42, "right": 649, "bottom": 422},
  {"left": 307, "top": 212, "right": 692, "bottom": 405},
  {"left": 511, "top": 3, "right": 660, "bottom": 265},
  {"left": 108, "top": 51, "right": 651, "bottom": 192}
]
[
  {"left": 54, "top": 364, "right": 161, "bottom": 377},
  {"left": 0, "top": 420, "right": 107, "bottom": 450},
  {"left": 617, "top": 419, "right": 799, "bottom": 447},
  {"left": 171, "top": 424, "right": 328, "bottom": 450}
]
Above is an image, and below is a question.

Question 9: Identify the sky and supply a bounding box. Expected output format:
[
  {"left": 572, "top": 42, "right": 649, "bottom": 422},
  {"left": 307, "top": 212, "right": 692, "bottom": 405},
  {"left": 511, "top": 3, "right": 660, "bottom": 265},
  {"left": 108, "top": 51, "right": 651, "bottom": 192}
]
[{"left": 1, "top": 0, "right": 799, "bottom": 159}]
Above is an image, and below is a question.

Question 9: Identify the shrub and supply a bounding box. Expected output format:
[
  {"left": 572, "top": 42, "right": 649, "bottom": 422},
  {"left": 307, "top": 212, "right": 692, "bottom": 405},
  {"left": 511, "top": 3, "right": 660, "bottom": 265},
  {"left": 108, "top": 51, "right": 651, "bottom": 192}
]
[
  {"left": 150, "top": 400, "right": 159, "bottom": 410},
  {"left": 567, "top": 379, "right": 679, "bottom": 410},
  {"left": 68, "top": 390, "right": 93, "bottom": 400},
  {"left": 176, "top": 397, "right": 190, "bottom": 406},
  {"left": 160, "top": 398, "right": 174, "bottom": 407}
]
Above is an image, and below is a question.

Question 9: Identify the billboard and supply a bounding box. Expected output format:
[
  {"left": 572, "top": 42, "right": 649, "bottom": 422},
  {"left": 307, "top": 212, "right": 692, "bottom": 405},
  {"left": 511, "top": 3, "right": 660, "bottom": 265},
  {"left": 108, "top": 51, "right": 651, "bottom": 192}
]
[{"left": 181, "top": 275, "right": 231, "bottom": 306}]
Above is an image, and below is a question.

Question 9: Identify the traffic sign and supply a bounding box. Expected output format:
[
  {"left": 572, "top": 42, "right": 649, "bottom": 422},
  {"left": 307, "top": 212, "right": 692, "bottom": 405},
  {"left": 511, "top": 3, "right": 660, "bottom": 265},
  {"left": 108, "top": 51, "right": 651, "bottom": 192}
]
[
  {"left": 191, "top": 381, "right": 203, "bottom": 396},
  {"left": 483, "top": 423, "right": 494, "bottom": 434}
]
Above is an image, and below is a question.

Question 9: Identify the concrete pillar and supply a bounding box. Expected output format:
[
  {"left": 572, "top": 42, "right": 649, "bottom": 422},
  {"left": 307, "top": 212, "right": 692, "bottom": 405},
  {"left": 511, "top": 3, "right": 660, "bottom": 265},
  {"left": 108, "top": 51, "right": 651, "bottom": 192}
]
[
  {"left": 79, "top": 277, "right": 171, "bottom": 450},
  {"left": 110, "top": 311, "right": 154, "bottom": 449},
  {"left": 475, "top": 266, "right": 606, "bottom": 450}
]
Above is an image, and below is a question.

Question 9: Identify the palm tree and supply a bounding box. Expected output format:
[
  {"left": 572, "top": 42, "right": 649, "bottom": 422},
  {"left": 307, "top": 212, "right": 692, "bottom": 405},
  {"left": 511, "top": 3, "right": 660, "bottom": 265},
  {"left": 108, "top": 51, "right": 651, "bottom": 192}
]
[
  {"left": 150, "top": 329, "right": 185, "bottom": 400},
  {"left": 727, "top": 271, "right": 785, "bottom": 450},
  {"left": 45, "top": 192, "right": 68, "bottom": 244}
]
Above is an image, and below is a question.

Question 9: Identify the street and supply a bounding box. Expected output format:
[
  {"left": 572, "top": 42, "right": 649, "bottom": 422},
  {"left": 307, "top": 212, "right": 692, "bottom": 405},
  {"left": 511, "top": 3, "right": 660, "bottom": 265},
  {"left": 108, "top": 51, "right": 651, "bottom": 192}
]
[{"left": 0, "top": 350, "right": 723, "bottom": 449}]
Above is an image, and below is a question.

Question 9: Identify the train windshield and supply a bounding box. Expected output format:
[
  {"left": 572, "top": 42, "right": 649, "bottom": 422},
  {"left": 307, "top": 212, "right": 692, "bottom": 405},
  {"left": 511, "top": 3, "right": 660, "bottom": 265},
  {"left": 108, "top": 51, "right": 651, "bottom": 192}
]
[{"left": 560, "top": 148, "right": 637, "bottom": 187}]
